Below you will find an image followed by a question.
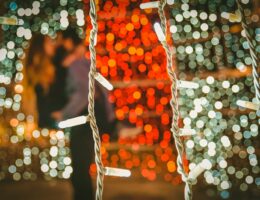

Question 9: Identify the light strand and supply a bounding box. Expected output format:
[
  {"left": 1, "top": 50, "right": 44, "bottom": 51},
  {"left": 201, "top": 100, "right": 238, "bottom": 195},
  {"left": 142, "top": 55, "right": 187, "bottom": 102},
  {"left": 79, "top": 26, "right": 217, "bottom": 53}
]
[
  {"left": 236, "top": 0, "right": 260, "bottom": 103},
  {"left": 157, "top": 1, "right": 192, "bottom": 199},
  {"left": 88, "top": 0, "right": 104, "bottom": 199}
]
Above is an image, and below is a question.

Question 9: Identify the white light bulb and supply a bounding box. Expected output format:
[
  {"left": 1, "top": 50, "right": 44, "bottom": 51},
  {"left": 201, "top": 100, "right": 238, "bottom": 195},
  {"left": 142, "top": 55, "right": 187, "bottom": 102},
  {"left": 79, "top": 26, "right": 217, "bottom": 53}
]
[
  {"left": 188, "top": 160, "right": 210, "bottom": 180},
  {"left": 104, "top": 167, "right": 131, "bottom": 177},
  {"left": 140, "top": 1, "right": 159, "bottom": 9},
  {"left": 221, "top": 136, "right": 231, "bottom": 148},
  {"left": 179, "top": 128, "right": 196, "bottom": 136},
  {"left": 154, "top": 22, "right": 165, "bottom": 42},
  {"left": 236, "top": 100, "right": 259, "bottom": 111},
  {"left": 95, "top": 73, "right": 113, "bottom": 91},
  {"left": 58, "top": 116, "right": 87, "bottom": 129},
  {"left": 167, "top": 0, "right": 175, "bottom": 5},
  {"left": 177, "top": 80, "right": 199, "bottom": 89}
]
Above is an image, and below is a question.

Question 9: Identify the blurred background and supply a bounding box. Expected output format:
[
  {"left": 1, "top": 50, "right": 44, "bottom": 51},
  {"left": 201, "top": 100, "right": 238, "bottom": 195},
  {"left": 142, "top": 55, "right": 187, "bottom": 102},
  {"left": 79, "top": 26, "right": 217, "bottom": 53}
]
[{"left": 0, "top": 0, "right": 260, "bottom": 199}]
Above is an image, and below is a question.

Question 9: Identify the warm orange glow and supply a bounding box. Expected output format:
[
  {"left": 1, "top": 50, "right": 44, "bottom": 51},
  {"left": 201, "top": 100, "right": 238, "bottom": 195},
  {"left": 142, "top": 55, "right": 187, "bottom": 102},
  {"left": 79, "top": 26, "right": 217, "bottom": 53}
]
[
  {"left": 133, "top": 91, "right": 141, "bottom": 99},
  {"left": 136, "top": 47, "right": 144, "bottom": 56},
  {"left": 126, "top": 23, "right": 134, "bottom": 31},
  {"left": 106, "top": 32, "right": 115, "bottom": 42},
  {"left": 167, "top": 161, "right": 176, "bottom": 173},
  {"left": 144, "top": 124, "right": 152, "bottom": 132},
  {"left": 108, "top": 58, "right": 116, "bottom": 67},
  {"left": 138, "top": 64, "right": 146, "bottom": 72},
  {"left": 10, "top": 118, "right": 19, "bottom": 127},
  {"left": 128, "top": 46, "right": 136, "bottom": 55},
  {"left": 15, "top": 84, "right": 23, "bottom": 93}
]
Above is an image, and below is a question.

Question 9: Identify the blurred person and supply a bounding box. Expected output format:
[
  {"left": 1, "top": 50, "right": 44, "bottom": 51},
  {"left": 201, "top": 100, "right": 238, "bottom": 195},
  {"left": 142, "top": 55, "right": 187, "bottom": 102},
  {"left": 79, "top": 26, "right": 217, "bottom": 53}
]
[
  {"left": 23, "top": 34, "right": 57, "bottom": 128},
  {"left": 51, "top": 28, "right": 115, "bottom": 200}
]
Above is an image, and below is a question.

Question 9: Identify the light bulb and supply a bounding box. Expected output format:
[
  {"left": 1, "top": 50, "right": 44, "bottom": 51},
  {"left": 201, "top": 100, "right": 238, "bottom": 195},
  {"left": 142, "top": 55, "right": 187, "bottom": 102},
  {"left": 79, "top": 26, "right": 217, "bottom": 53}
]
[
  {"left": 179, "top": 128, "right": 196, "bottom": 136},
  {"left": 221, "top": 11, "right": 241, "bottom": 22},
  {"left": 140, "top": 1, "right": 159, "bottom": 9},
  {"left": 154, "top": 22, "right": 165, "bottom": 42},
  {"left": 188, "top": 159, "right": 212, "bottom": 180},
  {"left": 221, "top": 136, "right": 231, "bottom": 148},
  {"left": 177, "top": 80, "right": 199, "bottom": 89},
  {"left": 167, "top": 0, "right": 175, "bottom": 5},
  {"left": 0, "top": 17, "right": 18, "bottom": 25},
  {"left": 236, "top": 100, "right": 259, "bottom": 111},
  {"left": 58, "top": 116, "right": 88, "bottom": 129},
  {"left": 104, "top": 167, "right": 131, "bottom": 177},
  {"left": 95, "top": 73, "right": 113, "bottom": 91}
]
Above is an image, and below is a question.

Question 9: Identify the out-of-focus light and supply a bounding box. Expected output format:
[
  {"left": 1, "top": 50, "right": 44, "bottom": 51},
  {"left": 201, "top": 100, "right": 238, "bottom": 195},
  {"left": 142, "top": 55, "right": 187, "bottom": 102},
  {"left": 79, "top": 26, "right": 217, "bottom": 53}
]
[
  {"left": 236, "top": 100, "right": 259, "bottom": 111},
  {"left": 140, "top": 1, "right": 159, "bottom": 9},
  {"left": 188, "top": 159, "right": 212, "bottom": 180},
  {"left": 0, "top": 17, "right": 18, "bottom": 25},
  {"left": 58, "top": 116, "right": 88, "bottom": 129},
  {"left": 221, "top": 12, "right": 241, "bottom": 22},
  {"left": 154, "top": 23, "right": 165, "bottom": 42},
  {"left": 95, "top": 73, "right": 113, "bottom": 91},
  {"left": 167, "top": 0, "right": 175, "bottom": 5},
  {"left": 104, "top": 167, "right": 131, "bottom": 177},
  {"left": 178, "top": 80, "right": 199, "bottom": 89},
  {"left": 221, "top": 136, "right": 231, "bottom": 148},
  {"left": 179, "top": 128, "right": 196, "bottom": 136}
]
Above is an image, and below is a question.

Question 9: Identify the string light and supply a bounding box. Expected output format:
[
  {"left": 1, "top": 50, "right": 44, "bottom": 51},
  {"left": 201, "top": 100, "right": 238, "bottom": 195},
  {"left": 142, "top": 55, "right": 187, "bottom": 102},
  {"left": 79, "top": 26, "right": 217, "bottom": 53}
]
[
  {"left": 156, "top": 0, "right": 192, "bottom": 199},
  {"left": 179, "top": 128, "right": 196, "bottom": 137},
  {"left": 140, "top": 2, "right": 160, "bottom": 9},
  {"left": 177, "top": 80, "right": 199, "bottom": 89},
  {"left": 188, "top": 159, "right": 212, "bottom": 180},
  {"left": 236, "top": 100, "right": 259, "bottom": 111},
  {"left": 104, "top": 167, "right": 131, "bottom": 177},
  {"left": 221, "top": 11, "right": 241, "bottom": 22},
  {"left": 88, "top": 0, "right": 105, "bottom": 199},
  {"left": 0, "top": 17, "right": 18, "bottom": 25},
  {"left": 95, "top": 72, "right": 114, "bottom": 91},
  {"left": 58, "top": 116, "right": 88, "bottom": 129},
  {"left": 0, "top": 0, "right": 260, "bottom": 198},
  {"left": 154, "top": 22, "right": 166, "bottom": 42}
]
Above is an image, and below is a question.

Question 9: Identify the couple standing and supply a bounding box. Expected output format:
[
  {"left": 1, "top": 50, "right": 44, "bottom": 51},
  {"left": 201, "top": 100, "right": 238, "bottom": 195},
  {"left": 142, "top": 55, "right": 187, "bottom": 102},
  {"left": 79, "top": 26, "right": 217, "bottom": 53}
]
[{"left": 24, "top": 28, "right": 115, "bottom": 200}]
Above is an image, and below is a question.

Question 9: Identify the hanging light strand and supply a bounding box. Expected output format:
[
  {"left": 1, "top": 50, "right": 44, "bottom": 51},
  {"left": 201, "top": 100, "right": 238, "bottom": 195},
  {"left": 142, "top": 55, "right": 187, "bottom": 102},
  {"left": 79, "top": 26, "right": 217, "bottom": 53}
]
[
  {"left": 88, "top": 0, "right": 104, "bottom": 199},
  {"left": 157, "top": 0, "right": 192, "bottom": 199},
  {"left": 236, "top": 0, "right": 260, "bottom": 103}
]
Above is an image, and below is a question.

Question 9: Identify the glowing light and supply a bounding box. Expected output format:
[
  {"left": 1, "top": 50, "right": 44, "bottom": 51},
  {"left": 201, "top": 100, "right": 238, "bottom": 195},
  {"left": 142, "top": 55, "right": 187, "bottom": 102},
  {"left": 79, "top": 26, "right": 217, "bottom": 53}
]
[
  {"left": 95, "top": 73, "right": 113, "bottom": 91},
  {"left": 167, "top": 0, "right": 175, "bottom": 5},
  {"left": 0, "top": 17, "right": 18, "bottom": 25},
  {"left": 221, "top": 11, "right": 241, "bottom": 22},
  {"left": 188, "top": 159, "right": 212, "bottom": 180},
  {"left": 179, "top": 128, "right": 196, "bottom": 136},
  {"left": 140, "top": 1, "right": 159, "bottom": 9},
  {"left": 153, "top": 23, "right": 166, "bottom": 42},
  {"left": 58, "top": 116, "right": 88, "bottom": 129},
  {"left": 236, "top": 100, "right": 259, "bottom": 111},
  {"left": 221, "top": 136, "right": 231, "bottom": 148},
  {"left": 104, "top": 167, "right": 131, "bottom": 177},
  {"left": 177, "top": 80, "right": 199, "bottom": 89}
]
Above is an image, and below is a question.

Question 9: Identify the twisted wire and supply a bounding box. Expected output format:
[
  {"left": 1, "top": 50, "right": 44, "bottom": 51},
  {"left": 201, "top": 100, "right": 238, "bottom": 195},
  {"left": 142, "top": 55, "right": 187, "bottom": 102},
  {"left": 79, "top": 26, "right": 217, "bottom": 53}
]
[
  {"left": 88, "top": 0, "right": 104, "bottom": 199},
  {"left": 236, "top": 0, "right": 260, "bottom": 103},
  {"left": 157, "top": 1, "right": 192, "bottom": 199}
]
